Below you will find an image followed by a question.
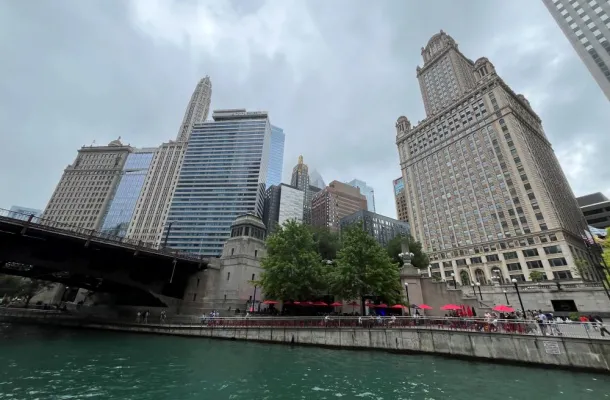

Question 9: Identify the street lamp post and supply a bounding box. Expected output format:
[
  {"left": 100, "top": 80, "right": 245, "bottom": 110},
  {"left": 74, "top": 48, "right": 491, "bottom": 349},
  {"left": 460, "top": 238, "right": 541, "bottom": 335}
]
[
  {"left": 512, "top": 278, "right": 525, "bottom": 318},
  {"left": 251, "top": 285, "right": 258, "bottom": 313},
  {"left": 450, "top": 272, "right": 456, "bottom": 289},
  {"left": 163, "top": 221, "right": 174, "bottom": 248},
  {"left": 503, "top": 290, "right": 509, "bottom": 305},
  {"left": 403, "top": 281, "right": 411, "bottom": 316},
  {"left": 475, "top": 281, "right": 483, "bottom": 300}
]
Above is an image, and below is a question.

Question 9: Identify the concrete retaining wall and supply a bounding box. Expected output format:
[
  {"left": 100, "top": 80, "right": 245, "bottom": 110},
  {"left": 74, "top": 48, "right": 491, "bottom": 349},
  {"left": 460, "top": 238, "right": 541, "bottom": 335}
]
[{"left": 27, "top": 318, "right": 609, "bottom": 373}]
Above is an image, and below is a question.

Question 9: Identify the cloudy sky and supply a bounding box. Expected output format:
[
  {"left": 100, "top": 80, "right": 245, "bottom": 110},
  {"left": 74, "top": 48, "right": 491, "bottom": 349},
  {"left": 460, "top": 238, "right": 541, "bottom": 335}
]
[{"left": 1, "top": 0, "right": 608, "bottom": 219}]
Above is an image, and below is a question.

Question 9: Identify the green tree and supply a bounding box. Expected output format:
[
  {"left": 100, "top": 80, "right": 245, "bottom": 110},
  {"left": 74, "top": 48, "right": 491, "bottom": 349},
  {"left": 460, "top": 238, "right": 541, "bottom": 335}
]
[
  {"left": 573, "top": 258, "right": 592, "bottom": 281},
  {"left": 386, "top": 234, "right": 429, "bottom": 270},
  {"left": 258, "top": 220, "right": 327, "bottom": 300},
  {"left": 529, "top": 270, "right": 545, "bottom": 282},
  {"left": 309, "top": 226, "right": 341, "bottom": 260},
  {"left": 330, "top": 224, "right": 403, "bottom": 311}
]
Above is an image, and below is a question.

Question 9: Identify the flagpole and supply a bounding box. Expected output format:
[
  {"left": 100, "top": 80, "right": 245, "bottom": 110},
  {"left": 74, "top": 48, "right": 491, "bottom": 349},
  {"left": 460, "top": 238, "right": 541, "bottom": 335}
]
[{"left": 581, "top": 218, "right": 610, "bottom": 301}]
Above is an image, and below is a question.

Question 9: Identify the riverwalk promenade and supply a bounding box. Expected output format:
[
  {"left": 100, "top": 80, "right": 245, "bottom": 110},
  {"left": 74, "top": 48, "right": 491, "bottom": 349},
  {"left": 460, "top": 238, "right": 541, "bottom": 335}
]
[{"left": 2, "top": 308, "right": 610, "bottom": 373}]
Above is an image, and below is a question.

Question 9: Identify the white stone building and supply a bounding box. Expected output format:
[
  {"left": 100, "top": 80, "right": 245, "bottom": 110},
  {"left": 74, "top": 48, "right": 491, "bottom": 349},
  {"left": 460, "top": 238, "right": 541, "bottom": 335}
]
[
  {"left": 126, "top": 77, "right": 212, "bottom": 246},
  {"left": 42, "top": 139, "right": 132, "bottom": 230},
  {"left": 396, "top": 31, "right": 594, "bottom": 284}
]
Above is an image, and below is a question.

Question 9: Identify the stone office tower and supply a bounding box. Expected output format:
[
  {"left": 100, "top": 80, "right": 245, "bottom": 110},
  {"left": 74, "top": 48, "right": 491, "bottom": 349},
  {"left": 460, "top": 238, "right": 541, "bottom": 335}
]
[
  {"left": 42, "top": 139, "right": 132, "bottom": 230},
  {"left": 396, "top": 31, "right": 592, "bottom": 284},
  {"left": 126, "top": 77, "right": 212, "bottom": 245}
]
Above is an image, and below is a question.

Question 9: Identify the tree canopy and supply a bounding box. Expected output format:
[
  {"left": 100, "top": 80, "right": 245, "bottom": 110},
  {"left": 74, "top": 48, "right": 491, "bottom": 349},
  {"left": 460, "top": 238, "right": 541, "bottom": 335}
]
[
  {"left": 330, "top": 224, "right": 403, "bottom": 308},
  {"left": 309, "top": 226, "right": 341, "bottom": 260},
  {"left": 386, "top": 234, "right": 429, "bottom": 270},
  {"left": 258, "top": 220, "right": 327, "bottom": 300}
]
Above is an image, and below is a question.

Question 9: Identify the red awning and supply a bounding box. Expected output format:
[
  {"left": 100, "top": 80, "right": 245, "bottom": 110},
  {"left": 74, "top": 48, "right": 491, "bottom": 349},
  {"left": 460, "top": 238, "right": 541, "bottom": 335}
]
[
  {"left": 418, "top": 304, "right": 432, "bottom": 310},
  {"left": 330, "top": 302, "right": 343, "bottom": 307},
  {"left": 263, "top": 300, "right": 279, "bottom": 305},
  {"left": 313, "top": 301, "right": 328, "bottom": 306}
]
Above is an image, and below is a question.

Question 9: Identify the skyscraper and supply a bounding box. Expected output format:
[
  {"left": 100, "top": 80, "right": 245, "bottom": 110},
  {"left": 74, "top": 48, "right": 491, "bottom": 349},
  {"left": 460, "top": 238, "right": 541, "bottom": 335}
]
[
  {"left": 311, "top": 180, "right": 367, "bottom": 231},
  {"left": 396, "top": 31, "right": 591, "bottom": 284},
  {"left": 164, "top": 109, "right": 270, "bottom": 256},
  {"left": 127, "top": 77, "right": 212, "bottom": 245},
  {"left": 290, "top": 155, "right": 311, "bottom": 222},
  {"left": 177, "top": 76, "right": 213, "bottom": 142},
  {"left": 263, "top": 183, "right": 305, "bottom": 233},
  {"left": 393, "top": 177, "right": 409, "bottom": 222},
  {"left": 309, "top": 169, "right": 326, "bottom": 190},
  {"left": 101, "top": 148, "right": 154, "bottom": 237},
  {"left": 542, "top": 0, "right": 610, "bottom": 101},
  {"left": 266, "top": 125, "right": 285, "bottom": 188},
  {"left": 42, "top": 139, "right": 132, "bottom": 230},
  {"left": 346, "top": 179, "right": 376, "bottom": 212}
]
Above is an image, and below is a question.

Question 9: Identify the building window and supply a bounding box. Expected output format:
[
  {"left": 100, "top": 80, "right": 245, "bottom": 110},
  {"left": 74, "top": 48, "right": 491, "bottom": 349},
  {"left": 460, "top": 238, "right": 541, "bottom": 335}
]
[
  {"left": 251, "top": 273, "right": 255, "bottom": 281},
  {"left": 192, "top": 293, "right": 197, "bottom": 301},
  {"left": 526, "top": 260, "right": 544, "bottom": 269},
  {"left": 549, "top": 258, "right": 568, "bottom": 267},
  {"left": 470, "top": 257, "right": 482, "bottom": 264},
  {"left": 254, "top": 250, "right": 258, "bottom": 258},
  {"left": 507, "top": 262, "right": 522, "bottom": 271},
  {"left": 487, "top": 254, "right": 499, "bottom": 262},
  {"left": 544, "top": 245, "right": 562, "bottom": 255},
  {"left": 227, "top": 272, "right": 231, "bottom": 281},
  {"left": 523, "top": 248, "right": 539, "bottom": 257},
  {"left": 503, "top": 251, "right": 518, "bottom": 260},
  {"left": 231, "top": 248, "right": 235, "bottom": 256},
  {"left": 553, "top": 270, "right": 573, "bottom": 280}
]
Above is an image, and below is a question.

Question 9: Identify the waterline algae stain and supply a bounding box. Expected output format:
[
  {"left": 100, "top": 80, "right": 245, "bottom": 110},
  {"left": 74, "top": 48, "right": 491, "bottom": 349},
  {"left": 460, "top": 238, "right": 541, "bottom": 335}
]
[{"left": 0, "top": 324, "right": 609, "bottom": 399}]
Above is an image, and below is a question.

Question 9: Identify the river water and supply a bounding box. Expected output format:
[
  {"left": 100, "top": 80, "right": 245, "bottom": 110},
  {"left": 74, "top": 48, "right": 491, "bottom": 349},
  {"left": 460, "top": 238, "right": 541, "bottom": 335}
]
[{"left": 0, "top": 323, "right": 609, "bottom": 399}]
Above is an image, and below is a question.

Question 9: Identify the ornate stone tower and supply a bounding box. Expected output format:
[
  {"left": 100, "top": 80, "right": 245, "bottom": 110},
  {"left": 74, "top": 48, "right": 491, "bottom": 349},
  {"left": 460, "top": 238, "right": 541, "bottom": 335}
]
[{"left": 218, "top": 214, "right": 268, "bottom": 311}]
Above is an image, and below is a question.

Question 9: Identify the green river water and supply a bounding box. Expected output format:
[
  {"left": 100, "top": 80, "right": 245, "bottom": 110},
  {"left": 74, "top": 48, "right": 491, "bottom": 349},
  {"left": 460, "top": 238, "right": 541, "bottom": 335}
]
[{"left": 0, "top": 323, "right": 609, "bottom": 399}]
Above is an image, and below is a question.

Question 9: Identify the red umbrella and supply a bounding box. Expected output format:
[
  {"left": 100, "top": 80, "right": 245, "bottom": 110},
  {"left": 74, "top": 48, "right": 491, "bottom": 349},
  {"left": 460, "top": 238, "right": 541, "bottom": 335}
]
[
  {"left": 303, "top": 301, "right": 314, "bottom": 306},
  {"left": 493, "top": 305, "right": 515, "bottom": 312},
  {"left": 330, "top": 302, "right": 343, "bottom": 307},
  {"left": 418, "top": 304, "right": 432, "bottom": 310},
  {"left": 313, "top": 301, "right": 328, "bottom": 306},
  {"left": 390, "top": 304, "right": 407, "bottom": 309},
  {"left": 376, "top": 304, "right": 388, "bottom": 308},
  {"left": 263, "top": 300, "right": 279, "bottom": 305},
  {"left": 293, "top": 301, "right": 301, "bottom": 305},
  {"left": 441, "top": 304, "right": 461, "bottom": 311}
]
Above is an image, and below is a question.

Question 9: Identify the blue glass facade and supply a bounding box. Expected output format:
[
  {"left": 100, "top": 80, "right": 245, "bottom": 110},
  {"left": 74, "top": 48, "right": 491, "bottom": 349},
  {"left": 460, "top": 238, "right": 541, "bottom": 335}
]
[
  {"left": 266, "top": 125, "right": 285, "bottom": 188},
  {"left": 393, "top": 177, "right": 405, "bottom": 195},
  {"left": 165, "top": 112, "right": 270, "bottom": 256},
  {"left": 101, "top": 150, "right": 154, "bottom": 237}
]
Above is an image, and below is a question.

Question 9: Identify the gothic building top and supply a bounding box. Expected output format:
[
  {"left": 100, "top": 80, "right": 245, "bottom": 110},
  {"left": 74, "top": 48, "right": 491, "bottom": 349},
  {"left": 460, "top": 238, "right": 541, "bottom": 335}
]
[{"left": 421, "top": 30, "right": 458, "bottom": 64}]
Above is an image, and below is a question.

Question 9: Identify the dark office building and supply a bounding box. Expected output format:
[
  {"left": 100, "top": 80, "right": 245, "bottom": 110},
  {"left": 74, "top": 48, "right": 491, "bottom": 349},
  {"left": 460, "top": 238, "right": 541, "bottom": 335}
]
[
  {"left": 577, "top": 192, "right": 610, "bottom": 229},
  {"left": 340, "top": 210, "right": 410, "bottom": 247}
]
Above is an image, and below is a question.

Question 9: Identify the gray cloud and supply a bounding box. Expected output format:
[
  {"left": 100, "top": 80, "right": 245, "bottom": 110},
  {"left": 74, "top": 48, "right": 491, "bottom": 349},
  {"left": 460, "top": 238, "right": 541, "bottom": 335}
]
[{"left": 0, "top": 0, "right": 608, "bottom": 220}]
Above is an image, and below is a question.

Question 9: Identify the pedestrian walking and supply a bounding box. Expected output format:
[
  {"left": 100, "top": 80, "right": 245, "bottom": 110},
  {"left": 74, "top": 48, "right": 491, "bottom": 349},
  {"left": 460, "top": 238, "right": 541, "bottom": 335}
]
[{"left": 593, "top": 315, "right": 610, "bottom": 337}]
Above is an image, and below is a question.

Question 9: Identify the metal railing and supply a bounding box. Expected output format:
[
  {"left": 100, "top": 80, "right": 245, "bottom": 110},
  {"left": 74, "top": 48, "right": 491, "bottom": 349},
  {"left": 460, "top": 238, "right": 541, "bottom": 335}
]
[
  {"left": 1, "top": 308, "right": 608, "bottom": 340},
  {"left": 0, "top": 208, "right": 205, "bottom": 263}
]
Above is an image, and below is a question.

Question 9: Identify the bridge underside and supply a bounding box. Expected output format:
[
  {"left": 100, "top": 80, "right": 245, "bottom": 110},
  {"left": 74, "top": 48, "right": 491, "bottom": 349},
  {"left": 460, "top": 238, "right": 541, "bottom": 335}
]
[{"left": 0, "top": 222, "right": 206, "bottom": 305}]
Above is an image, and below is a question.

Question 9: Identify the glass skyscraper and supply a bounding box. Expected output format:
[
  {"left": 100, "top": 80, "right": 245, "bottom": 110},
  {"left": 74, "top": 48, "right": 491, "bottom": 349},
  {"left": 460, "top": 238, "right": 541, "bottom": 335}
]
[
  {"left": 266, "top": 125, "right": 285, "bottom": 188},
  {"left": 101, "top": 149, "right": 154, "bottom": 237},
  {"left": 165, "top": 109, "right": 270, "bottom": 256}
]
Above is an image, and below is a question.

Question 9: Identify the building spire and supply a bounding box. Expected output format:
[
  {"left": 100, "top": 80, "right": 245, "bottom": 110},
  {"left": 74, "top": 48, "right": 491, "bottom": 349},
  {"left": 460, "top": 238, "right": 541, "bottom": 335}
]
[{"left": 298, "top": 155, "right": 303, "bottom": 164}]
